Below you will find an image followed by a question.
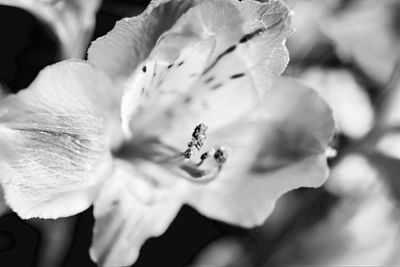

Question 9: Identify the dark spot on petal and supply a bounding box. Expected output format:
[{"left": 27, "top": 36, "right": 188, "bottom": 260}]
[
  {"left": 177, "top": 61, "right": 184, "bottom": 66},
  {"left": 184, "top": 97, "right": 192, "bottom": 103},
  {"left": 167, "top": 63, "right": 174, "bottom": 69},
  {"left": 141, "top": 87, "right": 145, "bottom": 94},
  {"left": 211, "top": 83, "right": 223, "bottom": 90},
  {"left": 230, "top": 73, "right": 245, "bottom": 79},
  {"left": 226, "top": 45, "right": 237, "bottom": 53},
  {"left": 204, "top": 77, "right": 215, "bottom": 84},
  {"left": 142, "top": 66, "right": 147, "bottom": 73},
  {"left": 203, "top": 45, "right": 237, "bottom": 75},
  {"left": 239, "top": 28, "right": 265, "bottom": 43}
]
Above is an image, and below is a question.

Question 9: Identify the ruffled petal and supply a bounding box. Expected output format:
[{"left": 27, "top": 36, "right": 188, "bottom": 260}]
[
  {"left": 90, "top": 159, "right": 183, "bottom": 266},
  {"left": 88, "top": 0, "right": 204, "bottom": 80},
  {"left": 185, "top": 78, "right": 335, "bottom": 227},
  {"left": 0, "top": 60, "right": 115, "bottom": 219},
  {"left": 121, "top": 0, "right": 292, "bottom": 146}
]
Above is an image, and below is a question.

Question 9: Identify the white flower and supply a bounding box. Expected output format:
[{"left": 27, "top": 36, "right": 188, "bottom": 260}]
[{"left": 0, "top": 0, "right": 335, "bottom": 265}]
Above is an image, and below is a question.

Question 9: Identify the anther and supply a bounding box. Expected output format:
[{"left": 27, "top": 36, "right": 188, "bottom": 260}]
[
  {"left": 214, "top": 146, "right": 229, "bottom": 165},
  {"left": 196, "top": 148, "right": 216, "bottom": 166},
  {"left": 192, "top": 123, "right": 208, "bottom": 139},
  {"left": 183, "top": 123, "right": 208, "bottom": 159}
]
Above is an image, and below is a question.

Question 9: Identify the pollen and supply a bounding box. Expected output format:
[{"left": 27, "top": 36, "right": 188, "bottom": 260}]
[
  {"left": 214, "top": 146, "right": 229, "bottom": 165},
  {"left": 183, "top": 123, "right": 208, "bottom": 159}
]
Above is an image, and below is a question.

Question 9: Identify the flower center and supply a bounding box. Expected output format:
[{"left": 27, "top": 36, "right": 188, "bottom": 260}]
[{"left": 115, "top": 123, "right": 229, "bottom": 183}]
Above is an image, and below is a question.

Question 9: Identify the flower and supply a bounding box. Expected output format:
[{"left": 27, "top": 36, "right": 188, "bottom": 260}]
[
  {"left": 0, "top": 0, "right": 101, "bottom": 59},
  {"left": 321, "top": 0, "right": 400, "bottom": 84},
  {"left": 299, "top": 68, "right": 374, "bottom": 139},
  {"left": 0, "top": 0, "right": 335, "bottom": 265}
]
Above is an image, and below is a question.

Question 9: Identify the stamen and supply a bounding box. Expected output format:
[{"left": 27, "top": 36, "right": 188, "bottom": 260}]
[
  {"left": 214, "top": 146, "right": 229, "bottom": 165},
  {"left": 179, "top": 163, "right": 222, "bottom": 184},
  {"left": 196, "top": 148, "right": 216, "bottom": 166},
  {"left": 183, "top": 123, "right": 208, "bottom": 159},
  {"left": 179, "top": 146, "right": 230, "bottom": 183},
  {"left": 143, "top": 124, "right": 230, "bottom": 184}
]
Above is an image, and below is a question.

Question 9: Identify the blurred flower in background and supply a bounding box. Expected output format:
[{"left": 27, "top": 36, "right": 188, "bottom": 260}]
[{"left": 0, "top": 0, "right": 101, "bottom": 59}]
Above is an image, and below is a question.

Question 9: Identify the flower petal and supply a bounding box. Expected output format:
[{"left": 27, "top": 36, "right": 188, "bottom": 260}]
[
  {"left": 0, "top": 60, "right": 114, "bottom": 219},
  {"left": 91, "top": 80, "right": 334, "bottom": 263},
  {"left": 122, "top": 0, "right": 293, "bottom": 146},
  {"left": 90, "top": 160, "right": 183, "bottom": 266},
  {"left": 88, "top": 0, "right": 203, "bottom": 80},
  {"left": 0, "top": 0, "right": 101, "bottom": 59},
  {"left": 185, "top": 78, "right": 335, "bottom": 227}
]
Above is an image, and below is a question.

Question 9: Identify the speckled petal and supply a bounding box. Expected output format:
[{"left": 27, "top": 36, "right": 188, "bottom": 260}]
[
  {"left": 87, "top": 0, "right": 204, "bottom": 81},
  {"left": 121, "top": 0, "right": 293, "bottom": 146}
]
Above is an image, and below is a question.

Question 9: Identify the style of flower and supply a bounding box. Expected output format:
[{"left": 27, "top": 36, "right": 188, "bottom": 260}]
[{"left": 0, "top": 0, "right": 335, "bottom": 265}]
